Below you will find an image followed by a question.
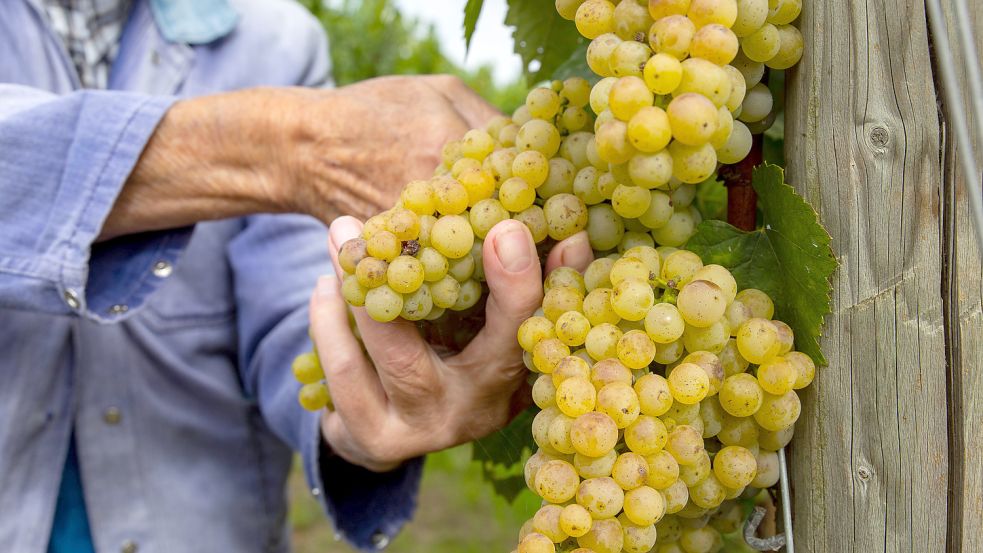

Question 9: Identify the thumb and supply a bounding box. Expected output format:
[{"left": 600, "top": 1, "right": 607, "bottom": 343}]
[{"left": 456, "top": 220, "right": 543, "bottom": 365}]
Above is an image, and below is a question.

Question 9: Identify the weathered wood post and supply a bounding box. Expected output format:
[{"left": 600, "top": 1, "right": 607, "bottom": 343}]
[{"left": 784, "top": 0, "right": 982, "bottom": 551}]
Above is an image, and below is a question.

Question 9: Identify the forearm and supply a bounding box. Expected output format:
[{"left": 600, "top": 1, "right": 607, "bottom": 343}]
[{"left": 100, "top": 89, "right": 295, "bottom": 240}]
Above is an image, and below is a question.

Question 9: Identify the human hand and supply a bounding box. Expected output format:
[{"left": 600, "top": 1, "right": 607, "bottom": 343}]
[
  {"left": 308, "top": 216, "right": 593, "bottom": 472},
  {"left": 279, "top": 75, "right": 500, "bottom": 221}
]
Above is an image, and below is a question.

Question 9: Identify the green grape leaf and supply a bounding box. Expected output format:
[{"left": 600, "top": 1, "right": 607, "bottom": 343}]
[
  {"left": 695, "top": 177, "right": 728, "bottom": 221},
  {"left": 686, "top": 163, "right": 835, "bottom": 365},
  {"left": 471, "top": 407, "right": 536, "bottom": 502},
  {"left": 505, "top": 0, "right": 587, "bottom": 83},
  {"left": 472, "top": 408, "right": 536, "bottom": 468},
  {"left": 550, "top": 42, "right": 597, "bottom": 83},
  {"left": 463, "top": 0, "right": 484, "bottom": 52}
]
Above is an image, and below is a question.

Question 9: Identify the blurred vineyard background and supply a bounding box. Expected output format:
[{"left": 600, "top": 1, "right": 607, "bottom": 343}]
[{"left": 289, "top": 1, "right": 534, "bottom": 551}]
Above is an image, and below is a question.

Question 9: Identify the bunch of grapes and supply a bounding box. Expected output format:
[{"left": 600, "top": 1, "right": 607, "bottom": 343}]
[
  {"left": 511, "top": 244, "right": 814, "bottom": 553},
  {"left": 566, "top": 0, "right": 802, "bottom": 149},
  {"left": 335, "top": 0, "right": 804, "bottom": 324}
]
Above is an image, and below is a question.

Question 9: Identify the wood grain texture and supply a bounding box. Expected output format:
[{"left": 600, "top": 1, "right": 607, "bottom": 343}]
[
  {"left": 784, "top": 0, "right": 951, "bottom": 550},
  {"left": 941, "top": 2, "right": 983, "bottom": 551}
]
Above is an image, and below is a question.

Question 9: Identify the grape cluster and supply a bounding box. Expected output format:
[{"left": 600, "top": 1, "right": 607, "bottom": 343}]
[
  {"left": 511, "top": 245, "right": 814, "bottom": 553},
  {"left": 567, "top": 0, "right": 802, "bottom": 150},
  {"left": 338, "top": 0, "right": 804, "bottom": 323}
]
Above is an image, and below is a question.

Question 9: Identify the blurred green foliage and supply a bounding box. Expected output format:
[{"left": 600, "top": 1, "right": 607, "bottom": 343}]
[{"left": 298, "top": 0, "right": 527, "bottom": 113}]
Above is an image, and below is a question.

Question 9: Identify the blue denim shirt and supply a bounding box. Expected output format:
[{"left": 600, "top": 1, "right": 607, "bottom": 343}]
[{"left": 0, "top": 1, "right": 421, "bottom": 552}]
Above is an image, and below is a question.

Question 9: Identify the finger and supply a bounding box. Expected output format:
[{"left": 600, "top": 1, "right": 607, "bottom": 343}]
[
  {"left": 454, "top": 219, "right": 543, "bottom": 368},
  {"left": 309, "top": 275, "right": 386, "bottom": 435},
  {"left": 424, "top": 75, "right": 500, "bottom": 130},
  {"left": 328, "top": 217, "right": 439, "bottom": 405},
  {"left": 545, "top": 231, "right": 594, "bottom": 274}
]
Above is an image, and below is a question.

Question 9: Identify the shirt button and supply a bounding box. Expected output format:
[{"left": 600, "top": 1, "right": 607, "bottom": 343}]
[
  {"left": 152, "top": 261, "right": 173, "bottom": 278},
  {"left": 370, "top": 532, "right": 390, "bottom": 549},
  {"left": 103, "top": 407, "right": 122, "bottom": 425},
  {"left": 109, "top": 304, "right": 129, "bottom": 315},
  {"left": 121, "top": 540, "right": 138, "bottom": 553},
  {"left": 63, "top": 289, "right": 80, "bottom": 310},
  {"left": 310, "top": 487, "right": 321, "bottom": 497}
]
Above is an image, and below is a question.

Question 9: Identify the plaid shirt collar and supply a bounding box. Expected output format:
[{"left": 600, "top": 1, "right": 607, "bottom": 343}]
[
  {"left": 41, "top": 0, "right": 132, "bottom": 89},
  {"left": 38, "top": 0, "right": 238, "bottom": 89}
]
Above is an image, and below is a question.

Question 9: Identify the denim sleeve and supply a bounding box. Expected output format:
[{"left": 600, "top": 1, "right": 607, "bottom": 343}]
[
  {"left": 227, "top": 214, "right": 421, "bottom": 551},
  {"left": 0, "top": 84, "right": 190, "bottom": 322}
]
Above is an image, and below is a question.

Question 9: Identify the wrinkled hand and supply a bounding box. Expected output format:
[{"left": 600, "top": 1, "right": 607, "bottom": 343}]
[
  {"left": 282, "top": 75, "right": 500, "bottom": 222},
  {"left": 309, "top": 217, "right": 593, "bottom": 472}
]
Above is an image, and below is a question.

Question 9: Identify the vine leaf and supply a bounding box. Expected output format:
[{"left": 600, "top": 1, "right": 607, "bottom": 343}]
[
  {"left": 504, "top": 0, "right": 586, "bottom": 83},
  {"left": 470, "top": 408, "right": 536, "bottom": 502},
  {"left": 686, "top": 164, "right": 836, "bottom": 365},
  {"left": 463, "top": 0, "right": 484, "bottom": 52}
]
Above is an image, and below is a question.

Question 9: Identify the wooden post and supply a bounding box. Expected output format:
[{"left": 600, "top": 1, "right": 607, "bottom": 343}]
[
  {"left": 940, "top": 3, "right": 983, "bottom": 551},
  {"left": 781, "top": 0, "right": 983, "bottom": 550}
]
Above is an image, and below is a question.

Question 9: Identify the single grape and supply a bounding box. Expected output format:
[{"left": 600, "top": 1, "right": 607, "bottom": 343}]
[
  {"left": 534, "top": 338, "right": 572, "bottom": 374},
  {"left": 575, "top": 0, "right": 617, "bottom": 39},
  {"left": 667, "top": 362, "right": 711, "bottom": 404},
  {"left": 596, "top": 381, "right": 641, "bottom": 428},
  {"left": 338, "top": 238, "right": 368, "bottom": 274},
  {"left": 513, "top": 205, "right": 549, "bottom": 243},
  {"left": 643, "top": 53, "right": 683, "bottom": 95},
  {"left": 518, "top": 533, "right": 555, "bottom": 553},
  {"left": 386, "top": 255, "right": 425, "bottom": 294},
  {"left": 690, "top": 23, "right": 739, "bottom": 65},
  {"left": 718, "top": 372, "right": 764, "bottom": 416},
  {"left": 430, "top": 215, "right": 475, "bottom": 259},
  {"left": 469, "top": 198, "right": 509, "bottom": 239},
  {"left": 341, "top": 274, "right": 368, "bottom": 306},
  {"left": 595, "top": 119, "right": 637, "bottom": 164},
  {"left": 786, "top": 350, "right": 816, "bottom": 389},
  {"left": 364, "top": 284, "right": 403, "bottom": 322},
  {"left": 754, "top": 389, "right": 801, "bottom": 431},
  {"left": 559, "top": 504, "right": 594, "bottom": 538},
  {"left": 688, "top": 0, "right": 738, "bottom": 27},
  {"left": 429, "top": 275, "right": 461, "bottom": 309},
  {"left": 625, "top": 414, "right": 669, "bottom": 455},
  {"left": 571, "top": 412, "right": 620, "bottom": 457},
  {"left": 736, "top": 317, "right": 781, "bottom": 363},
  {"left": 668, "top": 141, "right": 717, "bottom": 184},
  {"left": 292, "top": 352, "right": 322, "bottom": 384},
  {"left": 681, "top": 319, "right": 731, "bottom": 353},
  {"left": 712, "top": 445, "right": 757, "bottom": 488},
  {"left": 665, "top": 424, "right": 704, "bottom": 465},
  {"left": 543, "top": 193, "right": 589, "bottom": 240},
  {"left": 676, "top": 280, "right": 728, "bottom": 327},
  {"left": 548, "top": 413, "right": 577, "bottom": 454},
  {"left": 543, "top": 286, "right": 585, "bottom": 322},
  {"left": 689, "top": 472, "right": 726, "bottom": 509},
  {"left": 431, "top": 176, "right": 469, "bottom": 215},
  {"left": 628, "top": 151, "right": 674, "bottom": 189},
  {"left": 575, "top": 449, "right": 618, "bottom": 479},
  {"left": 298, "top": 382, "right": 331, "bottom": 411},
  {"left": 644, "top": 449, "right": 680, "bottom": 490},
  {"left": 766, "top": 23, "right": 804, "bottom": 69},
  {"left": 355, "top": 257, "right": 389, "bottom": 289},
  {"left": 516, "top": 119, "right": 562, "bottom": 158},
  {"left": 661, "top": 478, "right": 690, "bottom": 514},
  {"left": 577, "top": 517, "right": 624, "bottom": 553},
  {"left": 612, "top": 184, "right": 653, "bottom": 219},
  {"left": 609, "top": 76, "right": 654, "bottom": 120},
  {"left": 577, "top": 476, "right": 625, "bottom": 519},
  {"left": 556, "top": 376, "right": 598, "bottom": 417},
  {"left": 586, "top": 204, "right": 627, "bottom": 251},
  {"left": 741, "top": 23, "right": 781, "bottom": 62},
  {"left": 648, "top": 15, "right": 695, "bottom": 60},
  {"left": 609, "top": 41, "right": 653, "bottom": 78},
  {"left": 590, "top": 358, "right": 634, "bottom": 390},
  {"left": 677, "top": 450, "right": 711, "bottom": 486},
  {"left": 612, "top": 451, "right": 650, "bottom": 490}
]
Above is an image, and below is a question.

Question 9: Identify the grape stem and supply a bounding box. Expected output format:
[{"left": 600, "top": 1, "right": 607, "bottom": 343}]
[{"left": 719, "top": 133, "right": 763, "bottom": 231}]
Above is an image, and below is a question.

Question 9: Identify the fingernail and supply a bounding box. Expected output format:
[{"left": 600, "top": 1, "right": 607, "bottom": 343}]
[
  {"left": 317, "top": 275, "right": 338, "bottom": 298},
  {"left": 495, "top": 225, "right": 533, "bottom": 273},
  {"left": 330, "top": 216, "right": 363, "bottom": 246},
  {"left": 560, "top": 232, "right": 592, "bottom": 270}
]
